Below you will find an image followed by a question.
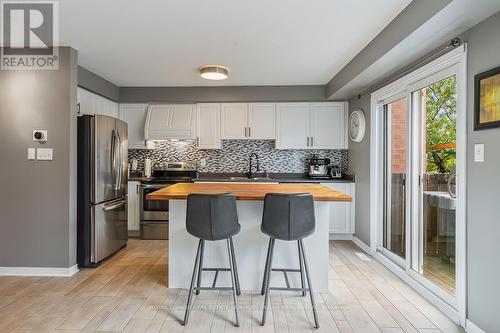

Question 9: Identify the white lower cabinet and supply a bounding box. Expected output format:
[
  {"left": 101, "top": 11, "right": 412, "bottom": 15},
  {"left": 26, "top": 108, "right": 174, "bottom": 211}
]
[
  {"left": 127, "top": 181, "right": 141, "bottom": 232},
  {"left": 321, "top": 183, "right": 355, "bottom": 238}
]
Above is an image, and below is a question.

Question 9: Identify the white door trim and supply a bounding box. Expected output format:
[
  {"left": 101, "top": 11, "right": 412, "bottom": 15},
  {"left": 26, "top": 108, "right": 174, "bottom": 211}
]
[{"left": 370, "top": 45, "right": 467, "bottom": 325}]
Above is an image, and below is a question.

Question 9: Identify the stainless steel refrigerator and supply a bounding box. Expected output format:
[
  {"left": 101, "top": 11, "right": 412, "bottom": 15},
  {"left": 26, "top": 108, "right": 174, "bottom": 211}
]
[{"left": 77, "top": 114, "right": 128, "bottom": 268}]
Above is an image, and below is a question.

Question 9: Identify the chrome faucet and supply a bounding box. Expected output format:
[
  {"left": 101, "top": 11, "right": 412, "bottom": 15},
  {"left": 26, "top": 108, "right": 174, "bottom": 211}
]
[{"left": 246, "top": 152, "right": 260, "bottom": 179}]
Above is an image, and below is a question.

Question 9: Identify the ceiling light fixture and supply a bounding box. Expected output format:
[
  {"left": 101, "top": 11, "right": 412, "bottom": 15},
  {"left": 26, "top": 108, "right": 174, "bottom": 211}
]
[{"left": 200, "top": 65, "right": 229, "bottom": 80}]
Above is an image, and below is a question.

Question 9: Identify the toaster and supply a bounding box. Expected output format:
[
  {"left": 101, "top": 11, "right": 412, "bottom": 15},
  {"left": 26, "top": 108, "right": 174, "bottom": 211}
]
[{"left": 329, "top": 165, "right": 342, "bottom": 179}]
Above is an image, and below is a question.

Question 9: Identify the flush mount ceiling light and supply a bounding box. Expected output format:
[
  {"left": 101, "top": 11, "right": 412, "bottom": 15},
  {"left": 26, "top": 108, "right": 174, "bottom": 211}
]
[{"left": 200, "top": 65, "right": 229, "bottom": 80}]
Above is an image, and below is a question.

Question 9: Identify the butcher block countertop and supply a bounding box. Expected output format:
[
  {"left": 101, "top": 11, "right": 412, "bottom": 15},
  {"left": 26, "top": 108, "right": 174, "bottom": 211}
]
[{"left": 146, "top": 183, "right": 352, "bottom": 202}]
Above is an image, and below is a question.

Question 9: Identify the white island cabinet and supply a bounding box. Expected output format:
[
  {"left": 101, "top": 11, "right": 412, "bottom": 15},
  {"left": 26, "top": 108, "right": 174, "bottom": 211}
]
[
  {"left": 321, "top": 183, "right": 355, "bottom": 239},
  {"left": 148, "top": 183, "right": 352, "bottom": 292}
]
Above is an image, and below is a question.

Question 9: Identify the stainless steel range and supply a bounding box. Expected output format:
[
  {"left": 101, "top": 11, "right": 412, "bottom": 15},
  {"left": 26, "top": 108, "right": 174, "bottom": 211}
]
[{"left": 140, "top": 162, "right": 197, "bottom": 240}]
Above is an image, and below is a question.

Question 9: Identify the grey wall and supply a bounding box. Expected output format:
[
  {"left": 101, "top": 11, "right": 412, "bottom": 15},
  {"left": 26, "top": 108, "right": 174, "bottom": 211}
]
[
  {"left": 460, "top": 11, "right": 500, "bottom": 333},
  {"left": 120, "top": 85, "right": 327, "bottom": 103},
  {"left": 78, "top": 66, "right": 119, "bottom": 102},
  {"left": 347, "top": 94, "right": 371, "bottom": 245},
  {"left": 346, "top": 11, "right": 500, "bottom": 332},
  {"left": 0, "top": 47, "right": 78, "bottom": 268}
]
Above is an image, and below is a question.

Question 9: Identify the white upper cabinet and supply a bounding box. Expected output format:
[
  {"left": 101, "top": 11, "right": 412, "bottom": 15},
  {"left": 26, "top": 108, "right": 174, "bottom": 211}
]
[
  {"left": 276, "top": 102, "right": 347, "bottom": 150},
  {"left": 145, "top": 104, "right": 196, "bottom": 140},
  {"left": 221, "top": 103, "right": 276, "bottom": 140},
  {"left": 275, "top": 103, "right": 311, "bottom": 149},
  {"left": 310, "top": 102, "right": 346, "bottom": 149},
  {"left": 248, "top": 103, "right": 275, "bottom": 139},
  {"left": 77, "top": 87, "right": 95, "bottom": 115},
  {"left": 77, "top": 87, "right": 118, "bottom": 118},
  {"left": 197, "top": 103, "right": 221, "bottom": 149},
  {"left": 119, "top": 103, "right": 148, "bottom": 149},
  {"left": 221, "top": 103, "right": 247, "bottom": 139}
]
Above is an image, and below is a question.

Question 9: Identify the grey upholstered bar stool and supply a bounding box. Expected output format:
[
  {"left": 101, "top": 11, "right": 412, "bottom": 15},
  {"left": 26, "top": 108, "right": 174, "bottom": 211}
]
[
  {"left": 183, "top": 193, "right": 241, "bottom": 327},
  {"left": 260, "top": 193, "right": 319, "bottom": 329}
]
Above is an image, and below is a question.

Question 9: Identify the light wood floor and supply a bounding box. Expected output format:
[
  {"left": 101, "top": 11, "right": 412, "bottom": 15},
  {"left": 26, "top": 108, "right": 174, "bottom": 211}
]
[{"left": 0, "top": 239, "right": 464, "bottom": 333}]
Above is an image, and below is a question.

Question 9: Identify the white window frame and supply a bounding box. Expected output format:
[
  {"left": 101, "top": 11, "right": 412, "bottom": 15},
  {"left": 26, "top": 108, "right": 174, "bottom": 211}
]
[{"left": 369, "top": 45, "right": 467, "bottom": 325}]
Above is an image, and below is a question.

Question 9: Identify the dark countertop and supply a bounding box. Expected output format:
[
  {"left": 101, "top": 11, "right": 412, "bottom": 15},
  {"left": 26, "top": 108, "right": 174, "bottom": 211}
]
[
  {"left": 129, "top": 173, "right": 355, "bottom": 183},
  {"left": 193, "top": 173, "right": 355, "bottom": 183}
]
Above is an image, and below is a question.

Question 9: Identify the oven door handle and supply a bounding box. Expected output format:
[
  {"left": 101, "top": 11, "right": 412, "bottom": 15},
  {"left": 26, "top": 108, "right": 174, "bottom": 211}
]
[{"left": 140, "top": 184, "right": 169, "bottom": 189}]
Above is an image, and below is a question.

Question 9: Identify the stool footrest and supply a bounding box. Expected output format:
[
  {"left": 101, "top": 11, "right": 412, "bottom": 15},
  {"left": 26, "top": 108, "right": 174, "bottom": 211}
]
[
  {"left": 193, "top": 287, "right": 233, "bottom": 291},
  {"left": 271, "top": 268, "right": 301, "bottom": 272},
  {"left": 270, "top": 287, "right": 311, "bottom": 292}
]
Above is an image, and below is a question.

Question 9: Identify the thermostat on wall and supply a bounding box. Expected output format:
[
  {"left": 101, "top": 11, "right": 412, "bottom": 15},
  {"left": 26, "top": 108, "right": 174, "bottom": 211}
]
[{"left": 33, "top": 130, "right": 47, "bottom": 143}]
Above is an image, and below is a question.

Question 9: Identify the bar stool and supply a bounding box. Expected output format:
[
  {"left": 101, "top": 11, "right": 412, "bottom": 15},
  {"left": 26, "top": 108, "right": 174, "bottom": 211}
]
[
  {"left": 183, "top": 193, "right": 241, "bottom": 327},
  {"left": 260, "top": 193, "right": 319, "bottom": 329}
]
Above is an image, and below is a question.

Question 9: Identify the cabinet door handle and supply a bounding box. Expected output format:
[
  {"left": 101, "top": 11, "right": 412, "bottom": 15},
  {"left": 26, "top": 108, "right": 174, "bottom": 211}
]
[
  {"left": 136, "top": 184, "right": 139, "bottom": 194},
  {"left": 307, "top": 137, "right": 310, "bottom": 146},
  {"left": 248, "top": 127, "right": 251, "bottom": 138},
  {"left": 311, "top": 136, "right": 314, "bottom": 147},
  {"left": 245, "top": 127, "right": 248, "bottom": 138}
]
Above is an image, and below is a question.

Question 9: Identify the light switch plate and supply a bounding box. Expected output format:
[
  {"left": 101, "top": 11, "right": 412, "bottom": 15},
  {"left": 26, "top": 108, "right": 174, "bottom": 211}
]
[
  {"left": 27, "top": 148, "right": 36, "bottom": 160},
  {"left": 474, "top": 144, "right": 484, "bottom": 162},
  {"left": 37, "top": 148, "right": 53, "bottom": 161}
]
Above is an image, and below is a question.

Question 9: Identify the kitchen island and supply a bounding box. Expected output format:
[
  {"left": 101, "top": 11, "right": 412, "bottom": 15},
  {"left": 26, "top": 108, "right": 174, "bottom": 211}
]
[{"left": 147, "top": 183, "right": 351, "bottom": 292}]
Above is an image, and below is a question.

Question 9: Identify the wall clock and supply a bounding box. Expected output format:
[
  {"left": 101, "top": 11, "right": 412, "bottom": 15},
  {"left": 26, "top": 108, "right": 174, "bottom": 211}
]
[{"left": 349, "top": 109, "right": 366, "bottom": 142}]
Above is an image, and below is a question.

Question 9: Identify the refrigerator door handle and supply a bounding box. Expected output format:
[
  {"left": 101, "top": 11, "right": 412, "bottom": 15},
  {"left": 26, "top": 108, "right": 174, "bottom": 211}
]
[
  {"left": 116, "top": 130, "right": 123, "bottom": 191},
  {"left": 111, "top": 130, "right": 120, "bottom": 191},
  {"left": 102, "top": 198, "right": 126, "bottom": 211}
]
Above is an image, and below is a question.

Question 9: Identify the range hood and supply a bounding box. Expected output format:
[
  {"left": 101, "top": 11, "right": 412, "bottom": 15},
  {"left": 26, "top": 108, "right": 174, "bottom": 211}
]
[{"left": 144, "top": 104, "right": 197, "bottom": 140}]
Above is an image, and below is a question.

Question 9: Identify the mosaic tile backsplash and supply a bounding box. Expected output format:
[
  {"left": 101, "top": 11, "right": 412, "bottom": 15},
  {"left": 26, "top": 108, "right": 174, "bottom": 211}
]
[{"left": 128, "top": 140, "right": 348, "bottom": 174}]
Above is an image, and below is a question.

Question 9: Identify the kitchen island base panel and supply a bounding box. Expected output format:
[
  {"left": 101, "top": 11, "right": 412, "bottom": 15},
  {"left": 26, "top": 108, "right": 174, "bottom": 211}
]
[{"left": 169, "top": 200, "right": 329, "bottom": 292}]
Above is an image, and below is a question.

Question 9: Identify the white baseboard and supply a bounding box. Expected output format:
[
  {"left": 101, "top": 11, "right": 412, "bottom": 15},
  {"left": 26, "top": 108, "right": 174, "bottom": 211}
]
[
  {"left": 0, "top": 264, "right": 79, "bottom": 277},
  {"left": 329, "top": 233, "right": 353, "bottom": 240},
  {"left": 352, "top": 236, "right": 372, "bottom": 253},
  {"left": 465, "top": 320, "right": 486, "bottom": 333}
]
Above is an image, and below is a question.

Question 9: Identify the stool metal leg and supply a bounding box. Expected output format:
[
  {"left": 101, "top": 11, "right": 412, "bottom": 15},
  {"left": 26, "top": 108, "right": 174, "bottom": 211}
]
[
  {"left": 298, "top": 240, "right": 306, "bottom": 297},
  {"left": 183, "top": 239, "right": 202, "bottom": 326},
  {"left": 299, "top": 239, "right": 319, "bottom": 329},
  {"left": 195, "top": 240, "right": 205, "bottom": 295},
  {"left": 260, "top": 238, "right": 272, "bottom": 295},
  {"left": 261, "top": 238, "right": 275, "bottom": 326},
  {"left": 226, "top": 239, "right": 240, "bottom": 327},
  {"left": 229, "top": 237, "right": 241, "bottom": 296}
]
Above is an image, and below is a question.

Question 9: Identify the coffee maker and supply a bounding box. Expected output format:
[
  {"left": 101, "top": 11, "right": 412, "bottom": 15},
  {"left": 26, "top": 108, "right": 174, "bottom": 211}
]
[{"left": 307, "top": 155, "right": 331, "bottom": 179}]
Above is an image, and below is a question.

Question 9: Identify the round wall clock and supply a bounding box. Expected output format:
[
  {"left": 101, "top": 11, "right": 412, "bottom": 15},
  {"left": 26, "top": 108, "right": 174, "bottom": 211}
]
[{"left": 349, "top": 109, "right": 366, "bottom": 143}]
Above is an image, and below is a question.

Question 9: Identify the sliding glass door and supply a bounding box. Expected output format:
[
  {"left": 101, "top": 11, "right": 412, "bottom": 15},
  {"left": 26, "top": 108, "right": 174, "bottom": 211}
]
[
  {"left": 381, "top": 96, "right": 408, "bottom": 266},
  {"left": 378, "top": 63, "right": 462, "bottom": 309},
  {"left": 410, "top": 73, "right": 458, "bottom": 299}
]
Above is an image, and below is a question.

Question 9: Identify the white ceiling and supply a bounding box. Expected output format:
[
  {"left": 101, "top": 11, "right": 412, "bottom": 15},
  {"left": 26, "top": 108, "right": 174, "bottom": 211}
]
[{"left": 59, "top": 0, "right": 411, "bottom": 87}]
